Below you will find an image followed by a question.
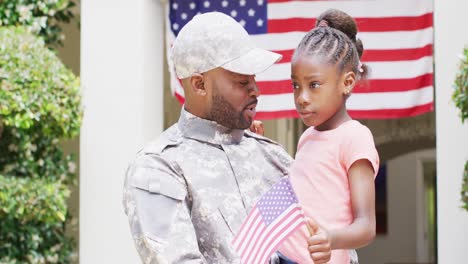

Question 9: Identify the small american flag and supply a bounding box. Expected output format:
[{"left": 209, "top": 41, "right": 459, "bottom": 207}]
[
  {"left": 165, "top": 0, "right": 433, "bottom": 120},
  {"left": 232, "top": 178, "right": 306, "bottom": 264}
]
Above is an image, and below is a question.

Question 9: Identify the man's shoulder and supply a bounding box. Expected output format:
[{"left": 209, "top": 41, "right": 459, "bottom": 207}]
[
  {"left": 139, "top": 124, "right": 183, "bottom": 155},
  {"left": 127, "top": 124, "right": 184, "bottom": 181},
  {"left": 244, "top": 130, "right": 281, "bottom": 146},
  {"left": 244, "top": 130, "right": 292, "bottom": 157}
]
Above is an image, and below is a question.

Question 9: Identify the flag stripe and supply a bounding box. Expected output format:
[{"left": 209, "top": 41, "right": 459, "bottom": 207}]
[
  {"left": 251, "top": 209, "right": 304, "bottom": 264},
  {"left": 276, "top": 44, "right": 433, "bottom": 64},
  {"left": 348, "top": 102, "right": 434, "bottom": 119},
  {"left": 232, "top": 208, "right": 261, "bottom": 249},
  {"left": 268, "top": 13, "right": 433, "bottom": 33},
  {"left": 268, "top": 0, "right": 433, "bottom": 18},
  {"left": 256, "top": 56, "right": 433, "bottom": 81},
  {"left": 354, "top": 74, "right": 433, "bottom": 93},
  {"left": 257, "top": 86, "right": 433, "bottom": 112},
  {"left": 236, "top": 208, "right": 265, "bottom": 255},
  {"left": 242, "top": 208, "right": 290, "bottom": 263},
  {"left": 255, "top": 103, "right": 434, "bottom": 120},
  {"left": 252, "top": 28, "right": 433, "bottom": 51},
  {"left": 243, "top": 205, "right": 303, "bottom": 264},
  {"left": 174, "top": 91, "right": 185, "bottom": 104},
  {"left": 232, "top": 209, "right": 259, "bottom": 247},
  {"left": 347, "top": 86, "right": 433, "bottom": 110},
  {"left": 242, "top": 223, "right": 268, "bottom": 263},
  {"left": 256, "top": 215, "right": 304, "bottom": 264},
  {"left": 361, "top": 44, "right": 433, "bottom": 62},
  {"left": 238, "top": 213, "right": 266, "bottom": 258},
  {"left": 258, "top": 73, "right": 433, "bottom": 95}
]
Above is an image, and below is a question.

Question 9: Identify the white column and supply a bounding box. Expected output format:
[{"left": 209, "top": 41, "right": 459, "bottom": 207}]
[
  {"left": 80, "top": 0, "right": 164, "bottom": 262},
  {"left": 434, "top": 0, "right": 468, "bottom": 262}
]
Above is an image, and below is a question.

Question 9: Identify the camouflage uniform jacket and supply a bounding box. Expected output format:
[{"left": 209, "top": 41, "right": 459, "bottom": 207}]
[{"left": 123, "top": 109, "right": 293, "bottom": 263}]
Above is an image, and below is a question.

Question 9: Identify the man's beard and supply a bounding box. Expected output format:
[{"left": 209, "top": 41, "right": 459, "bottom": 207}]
[{"left": 208, "top": 93, "right": 251, "bottom": 130}]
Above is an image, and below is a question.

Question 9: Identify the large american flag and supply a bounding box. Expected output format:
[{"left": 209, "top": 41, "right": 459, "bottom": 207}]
[
  {"left": 166, "top": 0, "right": 433, "bottom": 120},
  {"left": 231, "top": 178, "right": 306, "bottom": 264}
]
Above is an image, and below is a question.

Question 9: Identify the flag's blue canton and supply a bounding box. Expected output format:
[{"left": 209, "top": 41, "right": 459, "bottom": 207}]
[
  {"left": 169, "top": 0, "right": 267, "bottom": 36},
  {"left": 257, "top": 178, "right": 299, "bottom": 226}
]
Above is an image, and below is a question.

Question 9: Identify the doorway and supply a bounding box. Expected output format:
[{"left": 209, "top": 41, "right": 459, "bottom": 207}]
[{"left": 417, "top": 159, "right": 437, "bottom": 263}]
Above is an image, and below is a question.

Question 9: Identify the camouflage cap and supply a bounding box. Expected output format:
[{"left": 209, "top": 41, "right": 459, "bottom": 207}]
[{"left": 171, "top": 12, "right": 282, "bottom": 79}]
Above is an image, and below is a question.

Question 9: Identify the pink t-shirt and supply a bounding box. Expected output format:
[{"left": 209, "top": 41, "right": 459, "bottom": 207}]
[{"left": 278, "top": 120, "right": 379, "bottom": 264}]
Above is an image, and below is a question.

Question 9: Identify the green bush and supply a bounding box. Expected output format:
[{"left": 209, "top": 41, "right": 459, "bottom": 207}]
[
  {"left": 453, "top": 47, "right": 468, "bottom": 122},
  {"left": 0, "top": 27, "right": 81, "bottom": 263},
  {"left": 462, "top": 162, "right": 468, "bottom": 211},
  {"left": 0, "top": 0, "right": 77, "bottom": 47},
  {"left": 453, "top": 47, "right": 468, "bottom": 211},
  {"left": 0, "top": 175, "right": 74, "bottom": 263}
]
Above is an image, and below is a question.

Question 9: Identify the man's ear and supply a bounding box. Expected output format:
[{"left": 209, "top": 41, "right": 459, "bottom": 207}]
[
  {"left": 342, "top": 71, "right": 356, "bottom": 95},
  {"left": 190, "top": 73, "right": 206, "bottom": 96}
]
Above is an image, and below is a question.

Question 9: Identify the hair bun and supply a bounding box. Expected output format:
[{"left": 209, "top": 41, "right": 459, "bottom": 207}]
[
  {"left": 317, "top": 20, "right": 329, "bottom": 27},
  {"left": 316, "top": 9, "right": 363, "bottom": 58},
  {"left": 355, "top": 38, "right": 363, "bottom": 58}
]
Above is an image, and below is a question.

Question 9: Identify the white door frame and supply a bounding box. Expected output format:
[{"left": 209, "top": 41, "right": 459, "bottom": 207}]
[{"left": 415, "top": 149, "right": 436, "bottom": 262}]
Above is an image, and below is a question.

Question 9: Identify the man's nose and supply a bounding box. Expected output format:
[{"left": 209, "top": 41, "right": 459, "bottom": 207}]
[{"left": 248, "top": 83, "right": 260, "bottom": 97}]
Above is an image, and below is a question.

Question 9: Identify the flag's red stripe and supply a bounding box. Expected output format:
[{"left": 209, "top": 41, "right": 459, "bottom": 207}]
[
  {"left": 232, "top": 209, "right": 258, "bottom": 246},
  {"left": 258, "top": 73, "right": 433, "bottom": 95},
  {"left": 252, "top": 210, "right": 304, "bottom": 264},
  {"left": 175, "top": 92, "right": 185, "bottom": 104},
  {"left": 348, "top": 102, "right": 434, "bottom": 119},
  {"left": 361, "top": 44, "right": 433, "bottom": 62},
  {"left": 244, "top": 207, "right": 302, "bottom": 264},
  {"left": 275, "top": 49, "right": 294, "bottom": 64},
  {"left": 238, "top": 213, "right": 267, "bottom": 258},
  {"left": 254, "top": 103, "right": 433, "bottom": 120},
  {"left": 268, "top": 13, "right": 433, "bottom": 33},
  {"left": 233, "top": 209, "right": 261, "bottom": 250},
  {"left": 241, "top": 222, "right": 268, "bottom": 263},
  {"left": 242, "top": 208, "right": 290, "bottom": 263},
  {"left": 355, "top": 74, "right": 433, "bottom": 93},
  {"left": 275, "top": 44, "right": 433, "bottom": 64},
  {"left": 257, "top": 216, "right": 304, "bottom": 264},
  {"left": 255, "top": 110, "right": 298, "bottom": 120},
  {"left": 258, "top": 80, "right": 293, "bottom": 95}
]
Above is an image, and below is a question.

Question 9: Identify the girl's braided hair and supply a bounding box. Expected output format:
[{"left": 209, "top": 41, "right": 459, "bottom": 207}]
[{"left": 293, "top": 9, "right": 368, "bottom": 80}]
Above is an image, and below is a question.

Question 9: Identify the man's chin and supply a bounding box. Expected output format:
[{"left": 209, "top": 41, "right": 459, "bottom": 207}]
[{"left": 239, "top": 118, "right": 253, "bottom": 130}]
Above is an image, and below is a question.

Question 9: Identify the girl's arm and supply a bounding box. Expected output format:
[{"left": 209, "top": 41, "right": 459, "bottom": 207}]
[
  {"left": 330, "top": 158, "right": 376, "bottom": 249},
  {"left": 308, "top": 159, "right": 376, "bottom": 252}
]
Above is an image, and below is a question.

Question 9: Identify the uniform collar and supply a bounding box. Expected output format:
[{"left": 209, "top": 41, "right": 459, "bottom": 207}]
[{"left": 178, "top": 108, "right": 244, "bottom": 145}]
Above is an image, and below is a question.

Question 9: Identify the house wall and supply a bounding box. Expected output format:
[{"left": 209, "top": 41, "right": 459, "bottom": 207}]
[
  {"left": 72, "top": 0, "right": 468, "bottom": 262},
  {"left": 358, "top": 149, "right": 436, "bottom": 264},
  {"left": 433, "top": 0, "right": 468, "bottom": 262},
  {"left": 79, "top": 0, "right": 165, "bottom": 262}
]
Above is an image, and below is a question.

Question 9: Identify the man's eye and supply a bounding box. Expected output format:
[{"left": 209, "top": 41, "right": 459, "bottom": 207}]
[
  {"left": 240, "top": 81, "right": 249, "bottom": 86},
  {"left": 291, "top": 83, "right": 299, "bottom": 90}
]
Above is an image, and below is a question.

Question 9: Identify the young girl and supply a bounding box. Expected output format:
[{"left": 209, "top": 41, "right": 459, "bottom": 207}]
[{"left": 276, "top": 9, "right": 380, "bottom": 264}]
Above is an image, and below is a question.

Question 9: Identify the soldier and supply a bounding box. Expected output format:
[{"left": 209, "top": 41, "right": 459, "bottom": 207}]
[{"left": 123, "top": 12, "right": 330, "bottom": 264}]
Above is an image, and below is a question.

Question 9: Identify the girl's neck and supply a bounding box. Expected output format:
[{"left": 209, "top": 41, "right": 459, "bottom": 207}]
[{"left": 314, "top": 104, "right": 351, "bottom": 131}]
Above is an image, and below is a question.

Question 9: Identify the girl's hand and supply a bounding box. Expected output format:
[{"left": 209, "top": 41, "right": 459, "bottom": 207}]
[
  {"left": 249, "top": 120, "right": 264, "bottom": 136},
  {"left": 307, "top": 218, "right": 331, "bottom": 264}
]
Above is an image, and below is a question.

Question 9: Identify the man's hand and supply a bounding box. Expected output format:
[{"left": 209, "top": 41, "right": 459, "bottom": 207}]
[
  {"left": 249, "top": 120, "right": 264, "bottom": 136},
  {"left": 307, "top": 218, "right": 331, "bottom": 264}
]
